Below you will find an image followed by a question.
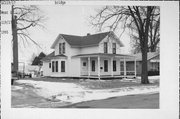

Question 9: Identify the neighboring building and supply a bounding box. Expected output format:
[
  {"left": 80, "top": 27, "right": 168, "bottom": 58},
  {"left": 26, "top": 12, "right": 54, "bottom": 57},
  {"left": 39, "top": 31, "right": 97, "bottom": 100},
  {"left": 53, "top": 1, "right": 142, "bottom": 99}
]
[
  {"left": 41, "top": 31, "right": 136, "bottom": 79},
  {"left": 126, "top": 52, "right": 159, "bottom": 76}
]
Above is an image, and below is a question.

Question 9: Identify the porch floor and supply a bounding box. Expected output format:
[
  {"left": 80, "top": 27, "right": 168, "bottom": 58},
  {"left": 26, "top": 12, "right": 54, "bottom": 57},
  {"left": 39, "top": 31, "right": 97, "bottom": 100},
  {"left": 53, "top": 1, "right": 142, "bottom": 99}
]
[{"left": 80, "top": 75, "right": 136, "bottom": 79}]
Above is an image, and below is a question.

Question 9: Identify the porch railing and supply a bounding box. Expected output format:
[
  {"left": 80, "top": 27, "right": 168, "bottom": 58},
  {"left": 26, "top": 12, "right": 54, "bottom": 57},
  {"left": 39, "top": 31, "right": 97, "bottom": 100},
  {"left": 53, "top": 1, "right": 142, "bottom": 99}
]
[{"left": 81, "top": 71, "right": 136, "bottom": 76}]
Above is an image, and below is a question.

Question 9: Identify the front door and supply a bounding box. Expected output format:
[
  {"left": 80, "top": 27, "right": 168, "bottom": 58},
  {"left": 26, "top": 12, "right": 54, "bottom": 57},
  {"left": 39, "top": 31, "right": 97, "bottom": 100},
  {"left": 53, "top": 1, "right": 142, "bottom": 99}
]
[{"left": 81, "top": 60, "right": 88, "bottom": 75}]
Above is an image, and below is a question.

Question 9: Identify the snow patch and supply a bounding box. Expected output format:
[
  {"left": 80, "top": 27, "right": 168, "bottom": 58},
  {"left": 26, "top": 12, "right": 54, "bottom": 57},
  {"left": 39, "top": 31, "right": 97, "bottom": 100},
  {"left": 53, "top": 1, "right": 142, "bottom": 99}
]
[
  {"left": 16, "top": 79, "right": 159, "bottom": 104},
  {"left": 12, "top": 86, "right": 23, "bottom": 90}
]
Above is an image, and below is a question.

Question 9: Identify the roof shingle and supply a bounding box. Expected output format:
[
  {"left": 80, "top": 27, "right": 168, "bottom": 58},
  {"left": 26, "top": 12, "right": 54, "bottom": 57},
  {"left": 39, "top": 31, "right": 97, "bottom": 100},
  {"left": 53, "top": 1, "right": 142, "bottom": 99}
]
[{"left": 51, "top": 31, "right": 124, "bottom": 48}]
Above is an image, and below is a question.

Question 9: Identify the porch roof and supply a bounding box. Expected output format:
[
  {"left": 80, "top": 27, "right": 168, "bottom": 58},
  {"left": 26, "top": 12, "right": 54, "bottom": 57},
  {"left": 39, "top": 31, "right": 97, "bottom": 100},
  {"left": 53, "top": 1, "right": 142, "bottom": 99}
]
[
  {"left": 41, "top": 51, "right": 67, "bottom": 62},
  {"left": 72, "top": 53, "right": 135, "bottom": 59}
]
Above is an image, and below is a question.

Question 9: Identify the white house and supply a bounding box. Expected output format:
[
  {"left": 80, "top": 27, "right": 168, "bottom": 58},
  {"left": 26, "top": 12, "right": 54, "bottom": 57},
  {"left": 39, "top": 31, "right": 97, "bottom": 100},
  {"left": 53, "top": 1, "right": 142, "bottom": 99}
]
[{"left": 41, "top": 31, "right": 136, "bottom": 79}]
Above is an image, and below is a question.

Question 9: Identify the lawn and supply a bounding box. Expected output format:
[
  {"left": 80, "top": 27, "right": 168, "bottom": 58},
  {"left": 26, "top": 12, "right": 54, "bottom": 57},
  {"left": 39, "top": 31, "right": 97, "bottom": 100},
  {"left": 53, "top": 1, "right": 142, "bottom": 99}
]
[{"left": 12, "top": 76, "right": 159, "bottom": 108}]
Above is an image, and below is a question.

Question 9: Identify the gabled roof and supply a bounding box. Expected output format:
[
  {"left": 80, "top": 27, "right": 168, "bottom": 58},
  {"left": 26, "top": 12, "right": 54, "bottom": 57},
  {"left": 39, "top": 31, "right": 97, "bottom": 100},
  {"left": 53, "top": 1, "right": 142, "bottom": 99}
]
[
  {"left": 133, "top": 52, "right": 159, "bottom": 61},
  {"left": 51, "top": 31, "right": 124, "bottom": 48}
]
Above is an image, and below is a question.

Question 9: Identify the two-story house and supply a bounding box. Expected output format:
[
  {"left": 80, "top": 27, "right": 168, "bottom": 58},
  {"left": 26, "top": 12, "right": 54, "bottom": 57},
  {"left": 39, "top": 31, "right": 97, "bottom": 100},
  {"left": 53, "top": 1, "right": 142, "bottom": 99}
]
[{"left": 41, "top": 31, "right": 137, "bottom": 79}]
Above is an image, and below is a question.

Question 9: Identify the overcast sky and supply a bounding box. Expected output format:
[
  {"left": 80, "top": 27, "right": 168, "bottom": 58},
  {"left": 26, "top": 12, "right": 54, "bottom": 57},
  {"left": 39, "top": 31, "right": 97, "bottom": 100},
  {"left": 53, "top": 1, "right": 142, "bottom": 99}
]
[{"left": 18, "top": 5, "right": 131, "bottom": 64}]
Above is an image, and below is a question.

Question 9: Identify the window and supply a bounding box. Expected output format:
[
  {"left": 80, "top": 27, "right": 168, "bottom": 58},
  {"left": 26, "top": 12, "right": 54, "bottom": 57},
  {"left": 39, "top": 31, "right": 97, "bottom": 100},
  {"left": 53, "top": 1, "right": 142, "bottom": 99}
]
[
  {"left": 104, "top": 60, "right": 108, "bottom": 72},
  {"left": 49, "top": 63, "right": 51, "bottom": 68},
  {"left": 56, "top": 61, "right": 58, "bottom": 72},
  {"left": 52, "top": 61, "right": 58, "bottom": 72},
  {"left": 59, "top": 42, "right": 65, "bottom": 54},
  {"left": 112, "top": 43, "right": 116, "bottom": 54},
  {"left": 92, "top": 60, "right": 95, "bottom": 71},
  {"left": 62, "top": 42, "right": 65, "bottom": 54},
  {"left": 104, "top": 42, "right": 108, "bottom": 53},
  {"left": 59, "top": 43, "right": 61, "bottom": 54},
  {"left": 61, "top": 61, "right": 65, "bottom": 72},
  {"left": 52, "top": 61, "right": 54, "bottom": 72},
  {"left": 113, "top": 60, "right": 116, "bottom": 71},
  {"left": 83, "top": 62, "right": 86, "bottom": 66}
]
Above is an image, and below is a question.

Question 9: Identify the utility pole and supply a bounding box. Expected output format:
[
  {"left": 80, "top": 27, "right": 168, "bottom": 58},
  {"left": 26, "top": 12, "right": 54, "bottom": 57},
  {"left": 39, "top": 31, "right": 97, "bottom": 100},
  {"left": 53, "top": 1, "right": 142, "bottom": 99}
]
[{"left": 12, "top": 6, "right": 18, "bottom": 78}]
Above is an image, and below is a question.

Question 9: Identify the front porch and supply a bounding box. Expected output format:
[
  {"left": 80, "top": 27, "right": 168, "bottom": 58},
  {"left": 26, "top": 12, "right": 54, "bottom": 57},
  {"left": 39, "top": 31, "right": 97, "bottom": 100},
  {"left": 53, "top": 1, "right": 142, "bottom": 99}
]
[{"left": 76, "top": 53, "right": 137, "bottom": 79}]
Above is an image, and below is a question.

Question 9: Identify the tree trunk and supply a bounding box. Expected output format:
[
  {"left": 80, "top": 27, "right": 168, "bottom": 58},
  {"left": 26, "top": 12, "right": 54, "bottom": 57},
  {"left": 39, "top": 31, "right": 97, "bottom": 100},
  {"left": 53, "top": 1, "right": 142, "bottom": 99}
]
[
  {"left": 12, "top": 7, "right": 18, "bottom": 77},
  {"left": 141, "top": 46, "right": 149, "bottom": 84}
]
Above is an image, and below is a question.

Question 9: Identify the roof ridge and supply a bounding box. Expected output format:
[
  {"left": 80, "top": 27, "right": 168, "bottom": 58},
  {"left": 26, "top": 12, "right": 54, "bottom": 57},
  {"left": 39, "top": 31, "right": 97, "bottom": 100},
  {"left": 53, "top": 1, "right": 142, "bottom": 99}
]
[{"left": 60, "top": 31, "right": 110, "bottom": 37}]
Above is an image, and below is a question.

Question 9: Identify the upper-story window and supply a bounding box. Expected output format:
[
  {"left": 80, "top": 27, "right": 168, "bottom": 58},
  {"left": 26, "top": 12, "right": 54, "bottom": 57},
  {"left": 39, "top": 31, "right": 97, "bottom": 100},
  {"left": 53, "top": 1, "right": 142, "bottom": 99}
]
[
  {"left": 62, "top": 42, "right": 65, "bottom": 54},
  {"left": 104, "top": 42, "right": 108, "bottom": 53},
  {"left": 59, "top": 43, "right": 61, "bottom": 54},
  {"left": 112, "top": 43, "right": 116, "bottom": 54},
  {"left": 59, "top": 42, "right": 65, "bottom": 54}
]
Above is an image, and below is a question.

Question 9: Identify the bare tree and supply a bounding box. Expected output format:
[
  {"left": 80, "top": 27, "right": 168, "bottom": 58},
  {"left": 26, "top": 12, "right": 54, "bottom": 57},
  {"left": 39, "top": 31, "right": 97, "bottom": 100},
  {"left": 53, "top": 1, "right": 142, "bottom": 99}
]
[
  {"left": 90, "top": 6, "right": 160, "bottom": 84},
  {"left": 148, "top": 13, "right": 160, "bottom": 52},
  {"left": 129, "top": 7, "right": 160, "bottom": 53},
  {"left": 13, "top": 5, "right": 45, "bottom": 46},
  {"left": 11, "top": 5, "right": 45, "bottom": 78}
]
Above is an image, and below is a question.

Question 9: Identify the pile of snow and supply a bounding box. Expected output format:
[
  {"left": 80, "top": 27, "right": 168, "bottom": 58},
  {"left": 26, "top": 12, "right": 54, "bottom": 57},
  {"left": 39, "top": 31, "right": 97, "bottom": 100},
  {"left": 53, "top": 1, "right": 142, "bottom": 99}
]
[
  {"left": 15, "top": 79, "right": 159, "bottom": 104},
  {"left": 12, "top": 86, "right": 23, "bottom": 90},
  {"left": 120, "top": 78, "right": 139, "bottom": 83}
]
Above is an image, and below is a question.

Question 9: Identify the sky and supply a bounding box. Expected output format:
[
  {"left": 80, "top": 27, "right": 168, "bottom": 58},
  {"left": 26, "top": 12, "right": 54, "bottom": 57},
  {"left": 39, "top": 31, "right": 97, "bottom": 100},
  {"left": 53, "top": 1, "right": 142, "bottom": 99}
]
[{"left": 18, "top": 5, "right": 131, "bottom": 64}]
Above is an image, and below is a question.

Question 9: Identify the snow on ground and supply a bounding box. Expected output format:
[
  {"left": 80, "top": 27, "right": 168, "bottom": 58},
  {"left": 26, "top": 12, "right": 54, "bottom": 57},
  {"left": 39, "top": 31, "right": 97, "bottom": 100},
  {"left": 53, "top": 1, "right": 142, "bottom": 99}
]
[
  {"left": 12, "top": 85, "right": 24, "bottom": 90},
  {"left": 15, "top": 76, "right": 159, "bottom": 104},
  {"left": 136, "top": 76, "right": 159, "bottom": 83}
]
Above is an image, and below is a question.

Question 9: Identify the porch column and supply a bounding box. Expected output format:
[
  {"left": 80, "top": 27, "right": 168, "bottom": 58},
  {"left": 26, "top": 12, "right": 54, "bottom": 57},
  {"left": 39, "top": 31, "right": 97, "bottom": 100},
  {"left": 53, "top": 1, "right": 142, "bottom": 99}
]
[
  {"left": 88, "top": 57, "right": 90, "bottom": 77},
  {"left": 134, "top": 58, "right": 136, "bottom": 77},
  {"left": 111, "top": 57, "right": 113, "bottom": 77},
  {"left": 119, "top": 59, "right": 121, "bottom": 75},
  {"left": 124, "top": 57, "right": 126, "bottom": 76},
  {"left": 97, "top": 56, "right": 100, "bottom": 80}
]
